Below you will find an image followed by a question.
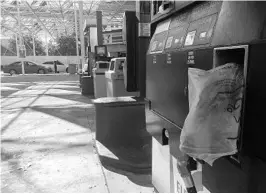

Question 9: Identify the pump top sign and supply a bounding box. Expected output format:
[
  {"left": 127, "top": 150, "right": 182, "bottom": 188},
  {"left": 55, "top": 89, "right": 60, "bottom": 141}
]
[
  {"left": 95, "top": 45, "right": 107, "bottom": 57},
  {"left": 103, "top": 31, "right": 123, "bottom": 45},
  {"left": 138, "top": 23, "right": 151, "bottom": 37}
]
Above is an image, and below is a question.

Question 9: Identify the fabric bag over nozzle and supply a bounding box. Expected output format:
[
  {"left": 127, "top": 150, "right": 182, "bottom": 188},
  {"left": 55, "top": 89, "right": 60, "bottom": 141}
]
[{"left": 180, "top": 63, "right": 244, "bottom": 165}]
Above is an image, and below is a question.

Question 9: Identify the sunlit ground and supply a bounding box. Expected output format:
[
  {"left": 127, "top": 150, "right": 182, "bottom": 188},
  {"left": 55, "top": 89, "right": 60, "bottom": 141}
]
[{"left": 1, "top": 75, "right": 107, "bottom": 193}]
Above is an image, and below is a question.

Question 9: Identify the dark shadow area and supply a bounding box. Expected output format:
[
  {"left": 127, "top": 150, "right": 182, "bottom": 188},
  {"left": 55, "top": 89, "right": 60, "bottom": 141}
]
[
  {"left": 93, "top": 106, "right": 162, "bottom": 189},
  {"left": 1, "top": 131, "right": 89, "bottom": 142},
  {"left": 1, "top": 77, "right": 99, "bottom": 193},
  {"left": 95, "top": 134, "right": 152, "bottom": 188},
  {"left": 1, "top": 83, "right": 34, "bottom": 89},
  {"left": 4, "top": 86, "right": 82, "bottom": 92},
  {"left": 95, "top": 133, "right": 153, "bottom": 187},
  {"left": 97, "top": 136, "right": 152, "bottom": 170},
  {"left": 33, "top": 82, "right": 79, "bottom": 86},
  {"left": 99, "top": 154, "right": 151, "bottom": 175},
  {"left": 99, "top": 155, "right": 153, "bottom": 188},
  {"left": 30, "top": 105, "right": 95, "bottom": 131},
  {"left": 1, "top": 91, "right": 88, "bottom": 109},
  {"left": 1, "top": 84, "right": 55, "bottom": 135},
  {"left": 41, "top": 86, "right": 81, "bottom": 92},
  {"left": 1, "top": 96, "right": 39, "bottom": 109},
  {"left": 2, "top": 87, "right": 92, "bottom": 106},
  {"left": 1, "top": 141, "right": 94, "bottom": 159},
  {"left": 1, "top": 90, "right": 20, "bottom": 99},
  {"left": 1, "top": 74, "right": 79, "bottom": 84},
  {"left": 1, "top": 80, "right": 95, "bottom": 134},
  {"left": 1, "top": 148, "right": 15, "bottom": 161},
  {"left": 44, "top": 93, "right": 93, "bottom": 104},
  {"left": 1, "top": 139, "right": 93, "bottom": 148},
  {"left": 94, "top": 104, "right": 153, "bottom": 171},
  {"left": 1, "top": 83, "right": 36, "bottom": 98}
]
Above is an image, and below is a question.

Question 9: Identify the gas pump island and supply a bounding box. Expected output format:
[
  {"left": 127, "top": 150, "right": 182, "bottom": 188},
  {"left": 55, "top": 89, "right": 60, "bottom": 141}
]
[
  {"left": 120, "top": 1, "right": 266, "bottom": 193},
  {"left": 81, "top": 45, "right": 110, "bottom": 96}
]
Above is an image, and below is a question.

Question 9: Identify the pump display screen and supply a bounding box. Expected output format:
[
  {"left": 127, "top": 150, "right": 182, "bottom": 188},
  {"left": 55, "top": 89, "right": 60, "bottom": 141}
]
[
  {"left": 149, "top": 20, "right": 170, "bottom": 53},
  {"left": 95, "top": 46, "right": 107, "bottom": 56},
  {"left": 149, "top": 34, "right": 168, "bottom": 53}
]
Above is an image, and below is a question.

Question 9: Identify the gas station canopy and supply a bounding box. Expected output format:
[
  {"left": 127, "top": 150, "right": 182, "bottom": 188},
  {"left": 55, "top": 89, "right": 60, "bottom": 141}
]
[{"left": 0, "top": 0, "right": 136, "bottom": 40}]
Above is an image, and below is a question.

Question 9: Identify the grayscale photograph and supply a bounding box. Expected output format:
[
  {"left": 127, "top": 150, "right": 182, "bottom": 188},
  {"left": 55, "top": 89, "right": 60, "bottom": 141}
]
[{"left": 1, "top": 0, "right": 266, "bottom": 193}]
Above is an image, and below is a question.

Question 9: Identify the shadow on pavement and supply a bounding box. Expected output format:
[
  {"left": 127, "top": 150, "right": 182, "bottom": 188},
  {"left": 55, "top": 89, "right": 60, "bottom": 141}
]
[
  {"left": 100, "top": 155, "right": 153, "bottom": 188},
  {"left": 30, "top": 105, "right": 95, "bottom": 131},
  {"left": 1, "top": 131, "right": 89, "bottom": 142},
  {"left": 92, "top": 108, "right": 164, "bottom": 189},
  {"left": 1, "top": 139, "right": 94, "bottom": 156},
  {"left": 95, "top": 133, "right": 152, "bottom": 188},
  {"left": 1, "top": 82, "right": 36, "bottom": 98},
  {"left": 97, "top": 137, "right": 152, "bottom": 171},
  {"left": 1, "top": 74, "right": 78, "bottom": 84},
  {"left": 1, "top": 75, "right": 103, "bottom": 193},
  {"left": 1, "top": 77, "right": 95, "bottom": 132},
  {"left": 44, "top": 93, "right": 94, "bottom": 105},
  {"left": 1, "top": 84, "right": 55, "bottom": 135}
]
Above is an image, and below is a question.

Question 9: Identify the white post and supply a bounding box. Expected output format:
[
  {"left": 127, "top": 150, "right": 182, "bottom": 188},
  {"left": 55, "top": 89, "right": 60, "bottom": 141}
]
[
  {"left": 17, "top": 1, "right": 25, "bottom": 75},
  {"left": 45, "top": 31, "right": 48, "bottom": 56},
  {"left": 74, "top": 6, "right": 79, "bottom": 62},
  {"left": 15, "top": 33, "right": 19, "bottom": 57},
  {"left": 32, "top": 34, "right": 36, "bottom": 57},
  {"left": 32, "top": 20, "right": 36, "bottom": 57},
  {"left": 79, "top": 1, "right": 85, "bottom": 72}
]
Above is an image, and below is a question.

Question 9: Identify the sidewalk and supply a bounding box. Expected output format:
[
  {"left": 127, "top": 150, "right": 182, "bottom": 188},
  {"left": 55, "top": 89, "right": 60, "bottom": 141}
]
[{"left": 1, "top": 74, "right": 153, "bottom": 193}]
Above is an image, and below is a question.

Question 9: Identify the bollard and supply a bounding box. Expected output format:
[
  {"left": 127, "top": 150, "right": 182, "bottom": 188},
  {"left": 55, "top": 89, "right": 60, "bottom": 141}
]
[
  {"left": 68, "top": 64, "right": 77, "bottom": 74},
  {"left": 79, "top": 73, "right": 83, "bottom": 88},
  {"left": 81, "top": 76, "right": 94, "bottom": 96}
]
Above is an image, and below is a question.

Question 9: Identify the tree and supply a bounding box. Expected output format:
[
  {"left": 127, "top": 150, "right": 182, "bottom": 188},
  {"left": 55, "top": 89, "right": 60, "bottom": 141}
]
[
  {"left": 1, "top": 45, "right": 16, "bottom": 56},
  {"left": 49, "top": 33, "right": 89, "bottom": 56},
  {"left": 8, "top": 35, "right": 46, "bottom": 56},
  {"left": 55, "top": 34, "right": 77, "bottom": 56},
  {"left": 48, "top": 40, "right": 60, "bottom": 56}
]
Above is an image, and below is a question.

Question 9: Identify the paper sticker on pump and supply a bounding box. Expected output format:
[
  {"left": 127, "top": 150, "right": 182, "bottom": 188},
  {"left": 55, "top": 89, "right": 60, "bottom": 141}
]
[
  {"left": 165, "top": 36, "right": 173, "bottom": 48},
  {"left": 151, "top": 41, "right": 158, "bottom": 51},
  {"left": 185, "top": 31, "right": 196, "bottom": 46}
]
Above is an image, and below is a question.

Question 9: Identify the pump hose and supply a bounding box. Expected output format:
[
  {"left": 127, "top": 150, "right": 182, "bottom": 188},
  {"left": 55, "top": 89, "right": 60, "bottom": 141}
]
[{"left": 176, "top": 159, "right": 197, "bottom": 193}]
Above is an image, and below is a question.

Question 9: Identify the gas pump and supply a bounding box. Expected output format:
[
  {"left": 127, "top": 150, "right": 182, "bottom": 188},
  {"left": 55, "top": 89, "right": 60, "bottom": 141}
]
[
  {"left": 94, "top": 45, "right": 112, "bottom": 63},
  {"left": 144, "top": 1, "right": 266, "bottom": 193}
]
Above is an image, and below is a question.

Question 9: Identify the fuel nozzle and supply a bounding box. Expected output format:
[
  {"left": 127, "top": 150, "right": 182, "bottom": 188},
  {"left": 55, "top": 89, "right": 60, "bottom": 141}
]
[{"left": 176, "top": 155, "right": 197, "bottom": 193}]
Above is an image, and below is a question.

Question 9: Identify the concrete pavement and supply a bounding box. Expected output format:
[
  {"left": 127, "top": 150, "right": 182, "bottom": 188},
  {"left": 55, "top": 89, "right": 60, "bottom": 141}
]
[{"left": 1, "top": 74, "right": 153, "bottom": 193}]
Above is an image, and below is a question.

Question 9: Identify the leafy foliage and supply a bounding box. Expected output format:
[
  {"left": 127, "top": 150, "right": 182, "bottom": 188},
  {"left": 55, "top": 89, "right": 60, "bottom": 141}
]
[
  {"left": 55, "top": 35, "right": 77, "bottom": 56},
  {"left": 5, "top": 33, "right": 85, "bottom": 56},
  {"left": 48, "top": 33, "right": 88, "bottom": 56},
  {"left": 7, "top": 35, "right": 46, "bottom": 56}
]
